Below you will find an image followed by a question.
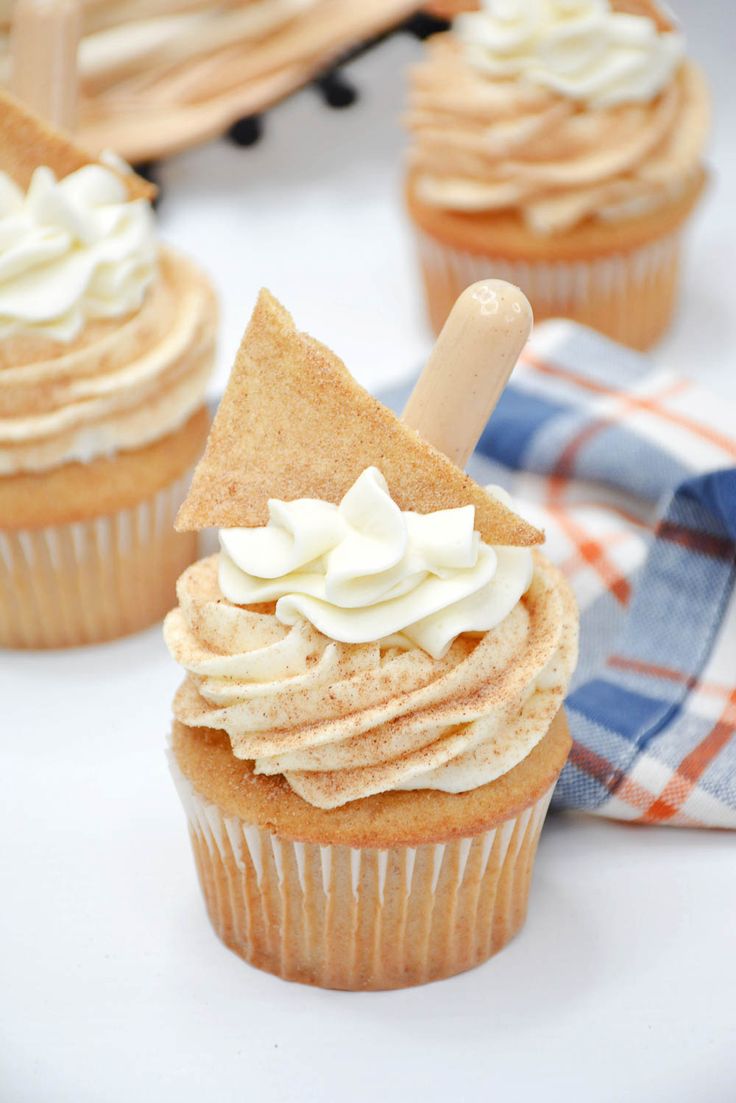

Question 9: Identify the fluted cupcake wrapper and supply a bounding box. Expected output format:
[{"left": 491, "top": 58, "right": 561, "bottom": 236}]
[
  {"left": 0, "top": 472, "right": 197, "bottom": 648},
  {"left": 170, "top": 755, "right": 555, "bottom": 991},
  {"left": 416, "top": 227, "right": 683, "bottom": 351}
]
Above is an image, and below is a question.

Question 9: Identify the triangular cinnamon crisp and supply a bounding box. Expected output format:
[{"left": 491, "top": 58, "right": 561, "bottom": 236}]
[
  {"left": 0, "top": 89, "right": 156, "bottom": 201},
  {"left": 176, "top": 290, "right": 542, "bottom": 547}
]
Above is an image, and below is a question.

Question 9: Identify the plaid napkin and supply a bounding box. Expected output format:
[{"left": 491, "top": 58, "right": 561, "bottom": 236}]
[
  {"left": 385, "top": 321, "right": 736, "bottom": 828},
  {"left": 460, "top": 321, "right": 736, "bottom": 830}
]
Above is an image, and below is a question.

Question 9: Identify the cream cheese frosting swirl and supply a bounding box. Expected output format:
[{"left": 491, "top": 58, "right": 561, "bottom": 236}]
[
  {"left": 0, "top": 160, "right": 217, "bottom": 474},
  {"left": 0, "top": 162, "right": 156, "bottom": 341},
  {"left": 455, "top": 0, "right": 684, "bottom": 108},
  {"left": 218, "top": 467, "right": 533, "bottom": 660},
  {"left": 0, "top": 246, "right": 217, "bottom": 474},
  {"left": 165, "top": 473, "right": 578, "bottom": 809},
  {"left": 406, "top": 3, "right": 709, "bottom": 233}
]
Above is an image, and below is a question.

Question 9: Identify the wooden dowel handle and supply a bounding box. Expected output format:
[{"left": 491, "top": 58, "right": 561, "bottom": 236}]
[
  {"left": 402, "top": 280, "right": 533, "bottom": 468},
  {"left": 11, "top": 0, "right": 81, "bottom": 131}
]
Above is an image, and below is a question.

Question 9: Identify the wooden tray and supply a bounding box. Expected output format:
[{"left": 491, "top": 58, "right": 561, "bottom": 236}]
[{"left": 1, "top": 0, "right": 422, "bottom": 163}]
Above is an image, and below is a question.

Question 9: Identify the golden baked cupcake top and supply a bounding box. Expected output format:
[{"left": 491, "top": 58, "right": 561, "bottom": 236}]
[
  {"left": 165, "top": 291, "right": 578, "bottom": 810},
  {"left": 406, "top": 0, "right": 709, "bottom": 233},
  {"left": 0, "top": 91, "right": 217, "bottom": 475}
]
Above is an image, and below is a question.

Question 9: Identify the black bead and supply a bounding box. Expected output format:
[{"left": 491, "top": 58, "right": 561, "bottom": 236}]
[
  {"left": 314, "top": 70, "right": 358, "bottom": 109},
  {"left": 227, "top": 115, "right": 264, "bottom": 147},
  {"left": 403, "top": 14, "right": 450, "bottom": 40}
]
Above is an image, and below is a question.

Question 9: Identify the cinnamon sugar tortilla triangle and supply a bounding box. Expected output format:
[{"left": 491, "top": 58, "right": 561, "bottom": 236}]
[
  {"left": 176, "top": 290, "right": 542, "bottom": 547},
  {"left": 0, "top": 89, "right": 156, "bottom": 201}
]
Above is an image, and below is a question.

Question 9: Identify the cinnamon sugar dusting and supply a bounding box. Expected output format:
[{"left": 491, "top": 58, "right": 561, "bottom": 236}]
[
  {"left": 0, "top": 249, "right": 217, "bottom": 474},
  {"left": 165, "top": 552, "right": 577, "bottom": 809},
  {"left": 406, "top": 35, "right": 708, "bottom": 234}
]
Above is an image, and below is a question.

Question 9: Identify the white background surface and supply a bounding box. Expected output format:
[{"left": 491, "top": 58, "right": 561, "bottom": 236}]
[{"left": 2, "top": 4, "right": 735, "bottom": 1102}]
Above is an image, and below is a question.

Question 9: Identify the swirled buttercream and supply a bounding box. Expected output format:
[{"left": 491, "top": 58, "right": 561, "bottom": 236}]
[
  {"left": 455, "top": 0, "right": 684, "bottom": 108},
  {"left": 406, "top": 8, "right": 708, "bottom": 233},
  {"left": 217, "top": 467, "right": 533, "bottom": 660},
  {"left": 165, "top": 477, "right": 578, "bottom": 808},
  {"left": 0, "top": 247, "right": 217, "bottom": 474},
  {"left": 0, "top": 162, "right": 156, "bottom": 341}
]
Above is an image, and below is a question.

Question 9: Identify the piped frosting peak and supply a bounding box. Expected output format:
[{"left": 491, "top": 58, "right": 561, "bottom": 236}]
[
  {"left": 455, "top": 0, "right": 684, "bottom": 108},
  {"left": 218, "top": 466, "right": 534, "bottom": 659},
  {"left": 0, "top": 162, "right": 156, "bottom": 341}
]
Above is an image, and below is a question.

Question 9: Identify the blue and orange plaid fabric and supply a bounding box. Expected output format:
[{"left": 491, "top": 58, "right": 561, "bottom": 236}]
[
  {"left": 386, "top": 320, "right": 736, "bottom": 828},
  {"left": 463, "top": 321, "right": 736, "bottom": 829}
]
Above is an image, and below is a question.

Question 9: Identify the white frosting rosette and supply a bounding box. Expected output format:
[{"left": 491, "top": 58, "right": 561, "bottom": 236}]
[
  {"left": 455, "top": 0, "right": 684, "bottom": 107},
  {"left": 0, "top": 162, "right": 156, "bottom": 341}
]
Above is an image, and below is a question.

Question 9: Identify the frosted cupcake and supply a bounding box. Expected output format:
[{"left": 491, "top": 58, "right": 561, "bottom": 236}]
[
  {"left": 0, "top": 92, "right": 217, "bottom": 648},
  {"left": 405, "top": 0, "right": 710, "bottom": 348},
  {"left": 165, "top": 283, "right": 578, "bottom": 990}
]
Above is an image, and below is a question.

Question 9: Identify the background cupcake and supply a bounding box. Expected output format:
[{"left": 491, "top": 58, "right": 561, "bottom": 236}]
[
  {"left": 405, "top": 0, "right": 710, "bottom": 348},
  {"left": 0, "top": 93, "right": 217, "bottom": 648},
  {"left": 166, "top": 286, "right": 578, "bottom": 990}
]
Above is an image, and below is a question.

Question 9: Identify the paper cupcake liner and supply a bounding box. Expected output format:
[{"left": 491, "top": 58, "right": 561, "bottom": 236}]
[
  {"left": 170, "top": 756, "right": 555, "bottom": 990},
  {"left": 0, "top": 472, "right": 197, "bottom": 648},
  {"left": 416, "top": 228, "right": 683, "bottom": 350}
]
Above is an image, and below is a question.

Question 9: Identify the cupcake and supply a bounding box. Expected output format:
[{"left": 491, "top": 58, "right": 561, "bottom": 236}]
[
  {"left": 165, "top": 284, "right": 578, "bottom": 990},
  {"left": 405, "top": 0, "right": 710, "bottom": 349},
  {"left": 0, "top": 92, "right": 217, "bottom": 648}
]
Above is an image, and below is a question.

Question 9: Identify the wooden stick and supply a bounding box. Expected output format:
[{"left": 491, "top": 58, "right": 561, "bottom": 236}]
[
  {"left": 11, "top": 0, "right": 81, "bottom": 131},
  {"left": 402, "top": 280, "right": 532, "bottom": 468}
]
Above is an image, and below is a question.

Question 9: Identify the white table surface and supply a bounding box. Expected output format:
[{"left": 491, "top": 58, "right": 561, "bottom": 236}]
[{"left": 2, "top": 6, "right": 735, "bottom": 1102}]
